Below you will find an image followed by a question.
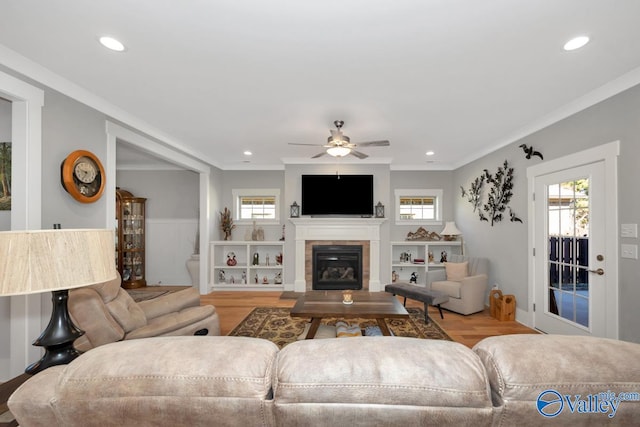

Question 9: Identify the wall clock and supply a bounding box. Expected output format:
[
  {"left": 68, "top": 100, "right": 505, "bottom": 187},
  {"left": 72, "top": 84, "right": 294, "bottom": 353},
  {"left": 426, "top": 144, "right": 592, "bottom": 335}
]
[{"left": 60, "top": 150, "right": 105, "bottom": 203}]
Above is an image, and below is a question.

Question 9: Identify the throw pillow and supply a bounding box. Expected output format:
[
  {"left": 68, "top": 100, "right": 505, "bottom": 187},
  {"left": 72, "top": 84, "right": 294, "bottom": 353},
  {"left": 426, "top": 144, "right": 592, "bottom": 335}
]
[{"left": 444, "top": 261, "right": 469, "bottom": 281}]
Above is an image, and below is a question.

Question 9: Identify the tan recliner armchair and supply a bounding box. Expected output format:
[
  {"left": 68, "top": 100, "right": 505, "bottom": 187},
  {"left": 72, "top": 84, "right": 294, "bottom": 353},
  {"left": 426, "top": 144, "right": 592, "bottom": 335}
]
[
  {"left": 68, "top": 273, "right": 220, "bottom": 352},
  {"left": 426, "top": 255, "right": 489, "bottom": 315}
]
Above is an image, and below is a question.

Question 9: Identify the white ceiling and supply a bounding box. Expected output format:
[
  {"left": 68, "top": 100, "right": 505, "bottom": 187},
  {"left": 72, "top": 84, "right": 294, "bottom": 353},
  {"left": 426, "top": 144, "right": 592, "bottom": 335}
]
[{"left": 2, "top": 1, "right": 640, "bottom": 170}]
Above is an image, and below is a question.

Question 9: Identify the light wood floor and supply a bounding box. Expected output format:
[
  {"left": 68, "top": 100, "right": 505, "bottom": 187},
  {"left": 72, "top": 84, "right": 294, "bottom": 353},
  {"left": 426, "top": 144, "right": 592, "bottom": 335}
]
[{"left": 201, "top": 291, "right": 539, "bottom": 348}]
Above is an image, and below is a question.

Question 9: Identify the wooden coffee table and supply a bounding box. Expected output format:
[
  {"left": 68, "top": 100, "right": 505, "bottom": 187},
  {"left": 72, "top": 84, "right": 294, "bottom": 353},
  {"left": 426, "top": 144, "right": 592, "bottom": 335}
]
[{"left": 290, "top": 291, "right": 409, "bottom": 339}]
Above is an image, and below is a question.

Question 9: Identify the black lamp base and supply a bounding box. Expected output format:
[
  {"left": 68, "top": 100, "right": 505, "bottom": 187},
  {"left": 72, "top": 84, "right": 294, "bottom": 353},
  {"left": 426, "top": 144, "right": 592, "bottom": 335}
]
[{"left": 25, "top": 290, "right": 85, "bottom": 375}]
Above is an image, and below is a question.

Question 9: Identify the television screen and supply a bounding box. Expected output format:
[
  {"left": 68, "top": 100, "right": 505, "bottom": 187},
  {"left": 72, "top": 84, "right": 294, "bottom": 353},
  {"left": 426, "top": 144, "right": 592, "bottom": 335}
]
[{"left": 301, "top": 175, "right": 374, "bottom": 216}]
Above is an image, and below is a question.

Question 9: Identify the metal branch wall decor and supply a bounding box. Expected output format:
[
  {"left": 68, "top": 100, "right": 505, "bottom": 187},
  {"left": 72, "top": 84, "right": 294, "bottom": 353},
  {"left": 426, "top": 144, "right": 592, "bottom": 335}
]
[{"left": 463, "top": 159, "right": 522, "bottom": 226}]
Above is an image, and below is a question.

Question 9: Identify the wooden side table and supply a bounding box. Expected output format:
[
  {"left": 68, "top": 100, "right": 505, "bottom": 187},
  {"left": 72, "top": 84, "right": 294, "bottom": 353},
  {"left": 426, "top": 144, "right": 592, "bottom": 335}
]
[{"left": 0, "top": 373, "right": 31, "bottom": 427}]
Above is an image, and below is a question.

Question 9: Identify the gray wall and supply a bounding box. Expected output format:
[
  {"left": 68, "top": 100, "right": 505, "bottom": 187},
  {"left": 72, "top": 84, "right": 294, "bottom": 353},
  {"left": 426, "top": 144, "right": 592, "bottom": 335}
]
[
  {"left": 41, "top": 89, "right": 110, "bottom": 229},
  {"left": 116, "top": 169, "right": 199, "bottom": 219},
  {"left": 453, "top": 83, "right": 640, "bottom": 343},
  {"left": 116, "top": 169, "right": 200, "bottom": 284},
  {"left": 389, "top": 170, "right": 455, "bottom": 241},
  {"left": 219, "top": 170, "right": 286, "bottom": 242}
]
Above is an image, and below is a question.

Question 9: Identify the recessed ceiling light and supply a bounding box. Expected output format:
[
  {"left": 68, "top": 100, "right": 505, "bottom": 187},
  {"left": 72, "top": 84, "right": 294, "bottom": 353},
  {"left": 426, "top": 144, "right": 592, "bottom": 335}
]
[
  {"left": 564, "top": 36, "right": 589, "bottom": 51},
  {"left": 99, "top": 36, "right": 126, "bottom": 52},
  {"left": 425, "top": 151, "right": 435, "bottom": 156},
  {"left": 243, "top": 150, "right": 252, "bottom": 156}
]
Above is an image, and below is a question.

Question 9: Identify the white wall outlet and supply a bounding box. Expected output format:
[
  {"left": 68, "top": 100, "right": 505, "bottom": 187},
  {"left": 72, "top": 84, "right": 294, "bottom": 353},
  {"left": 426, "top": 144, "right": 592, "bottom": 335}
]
[
  {"left": 492, "top": 283, "right": 499, "bottom": 290},
  {"left": 621, "top": 244, "right": 638, "bottom": 259},
  {"left": 621, "top": 224, "right": 638, "bottom": 238}
]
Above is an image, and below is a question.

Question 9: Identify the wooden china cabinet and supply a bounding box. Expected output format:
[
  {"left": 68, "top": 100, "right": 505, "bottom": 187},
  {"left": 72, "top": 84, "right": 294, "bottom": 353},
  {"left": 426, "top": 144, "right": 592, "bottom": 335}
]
[{"left": 116, "top": 188, "right": 147, "bottom": 288}]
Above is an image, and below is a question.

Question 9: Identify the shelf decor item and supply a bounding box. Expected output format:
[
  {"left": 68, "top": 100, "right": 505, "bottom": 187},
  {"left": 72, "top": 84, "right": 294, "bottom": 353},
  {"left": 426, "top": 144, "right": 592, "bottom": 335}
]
[
  {"left": 290, "top": 201, "right": 300, "bottom": 218},
  {"left": 375, "top": 201, "right": 385, "bottom": 218},
  {"left": 441, "top": 221, "right": 463, "bottom": 255},
  {"left": 219, "top": 207, "right": 235, "bottom": 240}
]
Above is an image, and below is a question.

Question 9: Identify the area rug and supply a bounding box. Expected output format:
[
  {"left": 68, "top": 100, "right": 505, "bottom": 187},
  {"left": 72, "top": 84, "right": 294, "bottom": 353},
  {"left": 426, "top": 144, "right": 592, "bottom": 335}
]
[{"left": 228, "top": 307, "right": 452, "bottom": 348}]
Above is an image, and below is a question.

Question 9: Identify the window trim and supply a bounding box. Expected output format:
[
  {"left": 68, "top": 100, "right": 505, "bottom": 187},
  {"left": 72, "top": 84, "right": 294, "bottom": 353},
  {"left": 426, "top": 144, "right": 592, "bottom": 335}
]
[
  {"left": 232, "top": 188, "right": 281, "bottom": 225},
  {"left": 394, "top": 188, "right": 443, "bottom": 225}
]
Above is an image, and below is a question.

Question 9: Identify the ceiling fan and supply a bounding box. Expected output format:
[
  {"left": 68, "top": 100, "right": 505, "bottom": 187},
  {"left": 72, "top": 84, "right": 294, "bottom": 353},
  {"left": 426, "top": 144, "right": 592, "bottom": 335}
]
[{"left": 289, "top": 120, "right": 390, "bottom": 159}]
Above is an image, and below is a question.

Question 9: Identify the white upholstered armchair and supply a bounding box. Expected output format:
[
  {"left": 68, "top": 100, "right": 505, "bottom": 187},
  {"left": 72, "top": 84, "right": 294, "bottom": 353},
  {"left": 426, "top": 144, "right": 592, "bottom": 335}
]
[{"left": 426, "top": 255, "right": 489, "bottom": 315}]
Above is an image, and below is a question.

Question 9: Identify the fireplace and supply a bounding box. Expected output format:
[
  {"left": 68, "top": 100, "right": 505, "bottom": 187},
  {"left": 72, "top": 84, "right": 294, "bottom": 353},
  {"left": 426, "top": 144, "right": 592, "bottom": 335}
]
[{"left": 312, "top": 245, "right": 363, "bottom": 290}]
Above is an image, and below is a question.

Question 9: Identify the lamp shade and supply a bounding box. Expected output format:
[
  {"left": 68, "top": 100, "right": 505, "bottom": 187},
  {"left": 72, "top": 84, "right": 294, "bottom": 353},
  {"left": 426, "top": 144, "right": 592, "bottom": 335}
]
[
  {"left": 441, "top": 221, "right": 462, "bottom": 236},
  {"left": 326, "top": 146, "right": 351, "bottom": 157},
  {"left": 0, "top": 229, "right": 117, "bottom": 297}
]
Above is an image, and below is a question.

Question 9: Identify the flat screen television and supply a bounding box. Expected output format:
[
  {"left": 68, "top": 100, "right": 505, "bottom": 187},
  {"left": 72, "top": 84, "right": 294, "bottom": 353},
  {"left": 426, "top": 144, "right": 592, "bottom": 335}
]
[{"left": 301, "top": 174, "right": 374, "bottom": 216}]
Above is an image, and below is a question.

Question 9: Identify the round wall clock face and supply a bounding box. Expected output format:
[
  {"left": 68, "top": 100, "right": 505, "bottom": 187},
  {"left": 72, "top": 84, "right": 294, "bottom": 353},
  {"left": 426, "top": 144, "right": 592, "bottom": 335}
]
[{"left": 60, "top": 150, "right": 105, "bottom": 203}]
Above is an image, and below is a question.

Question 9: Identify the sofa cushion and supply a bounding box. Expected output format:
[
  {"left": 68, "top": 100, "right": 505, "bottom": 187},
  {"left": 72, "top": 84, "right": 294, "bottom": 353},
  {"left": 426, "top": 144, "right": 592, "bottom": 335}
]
[
  {"left": 431, "top": 280, "right": 462, "bottom": 299},
  {"left": 104, "top": 290, "right": 147, "bottom": 332},
  {"left": 473, "top": 334, "right": 640, "bottom": 425},
  {"left": 273, "top": 337, "right": 493, "bottom": 426},
  {"left": 444, "top": 261, "right": 468, "bottom": 281},
  {"left": 50, "top": 336, "right": 278, "bottom": 427}
]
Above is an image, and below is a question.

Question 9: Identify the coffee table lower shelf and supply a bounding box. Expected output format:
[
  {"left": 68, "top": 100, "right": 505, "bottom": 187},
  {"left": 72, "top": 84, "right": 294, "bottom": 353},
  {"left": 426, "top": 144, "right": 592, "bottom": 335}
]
[{"left": 290, "top": 291, "right": 410, "bottom": 339}]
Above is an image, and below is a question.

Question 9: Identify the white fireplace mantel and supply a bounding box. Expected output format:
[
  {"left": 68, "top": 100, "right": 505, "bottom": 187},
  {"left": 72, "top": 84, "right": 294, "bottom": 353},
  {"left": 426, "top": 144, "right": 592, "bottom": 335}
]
[{"left": 290, "top": 218, "right": 386, "bottom": 292}]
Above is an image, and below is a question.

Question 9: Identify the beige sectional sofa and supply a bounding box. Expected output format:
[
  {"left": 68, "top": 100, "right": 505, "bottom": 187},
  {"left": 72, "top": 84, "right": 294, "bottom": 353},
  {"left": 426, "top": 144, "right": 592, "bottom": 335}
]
[{"left": 9, "top": 334, "right": 640, "bottom": 426}]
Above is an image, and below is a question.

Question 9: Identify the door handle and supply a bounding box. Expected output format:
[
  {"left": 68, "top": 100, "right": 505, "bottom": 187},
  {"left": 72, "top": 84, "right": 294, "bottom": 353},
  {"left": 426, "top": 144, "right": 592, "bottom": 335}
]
[{"left": 588, "top": 268, "right": 604, "bottom": 276}]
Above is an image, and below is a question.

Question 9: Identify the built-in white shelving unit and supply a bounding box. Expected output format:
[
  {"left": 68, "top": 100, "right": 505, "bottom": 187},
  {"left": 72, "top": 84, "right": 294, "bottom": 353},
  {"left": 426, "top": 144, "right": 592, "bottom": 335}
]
[
  {"left": 390, "top": 240, "right": 461, "bottom": 286},
  {"left": 210, "top": 241, "right": 285, "bottom": 291}
]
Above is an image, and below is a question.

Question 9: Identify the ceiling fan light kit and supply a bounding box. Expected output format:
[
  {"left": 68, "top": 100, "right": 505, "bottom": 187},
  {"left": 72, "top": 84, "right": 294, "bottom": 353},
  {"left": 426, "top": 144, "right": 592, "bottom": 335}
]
[
  {"left": 326, "top": 146, "right": 351, "bottom": 157},
  {"left": 289, "top": 120, "right": 390, "bottom": 159}
]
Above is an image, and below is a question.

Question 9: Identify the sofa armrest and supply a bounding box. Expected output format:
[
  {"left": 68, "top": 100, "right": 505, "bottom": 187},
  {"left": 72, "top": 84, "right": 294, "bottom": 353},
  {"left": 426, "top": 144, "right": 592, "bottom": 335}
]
[
  {"left": 425, "top": 269, "right": 447, "bottom": 288},
  {"left": 138, "top": 287, "right": 201, "bottom": 320},
  {"left": 69, "top": 288, "right": 125, "bottom": 351},
  {"left": 8, "top": 366, "right": 66, "bottom": 427},
  {"left": 459, "top": 274, "right": 488, "bottom": 300}
]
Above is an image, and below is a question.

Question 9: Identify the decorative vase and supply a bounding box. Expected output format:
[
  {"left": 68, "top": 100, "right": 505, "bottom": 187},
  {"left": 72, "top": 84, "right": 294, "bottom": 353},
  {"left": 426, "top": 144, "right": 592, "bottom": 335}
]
[
  {"left": 186, "top": 254, "right": 200, "bottom": 286},
  {"left": 224, "top": 230, "right": 232, "bottom": 240}
]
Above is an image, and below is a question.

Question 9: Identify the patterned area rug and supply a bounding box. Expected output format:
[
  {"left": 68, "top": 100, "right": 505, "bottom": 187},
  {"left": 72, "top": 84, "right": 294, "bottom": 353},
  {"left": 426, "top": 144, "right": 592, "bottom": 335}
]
[{"left": 228, "top": 306, "right": 452, "bottom": 348}]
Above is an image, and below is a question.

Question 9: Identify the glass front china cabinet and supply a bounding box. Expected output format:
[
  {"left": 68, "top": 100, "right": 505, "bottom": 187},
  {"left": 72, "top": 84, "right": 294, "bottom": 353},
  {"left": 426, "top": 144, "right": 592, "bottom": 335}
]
[{"left": 116, "top": 188, "right": 147, "bottom": 288}]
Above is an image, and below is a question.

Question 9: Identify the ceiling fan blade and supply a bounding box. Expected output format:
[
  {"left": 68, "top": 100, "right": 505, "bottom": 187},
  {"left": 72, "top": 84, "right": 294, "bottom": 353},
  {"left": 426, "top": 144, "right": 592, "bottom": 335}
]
[
  {"left": 288, "top": 143, "right": 325, "bottom": 146},
  {"left": 312, "top": 151, "right": 328, "bottom": 158},
  {"left": 354, "top": 140, "right": 390, "bottom": 147},
  {"left": 350, "top": 150, "right": 369, "bottom": 159}
]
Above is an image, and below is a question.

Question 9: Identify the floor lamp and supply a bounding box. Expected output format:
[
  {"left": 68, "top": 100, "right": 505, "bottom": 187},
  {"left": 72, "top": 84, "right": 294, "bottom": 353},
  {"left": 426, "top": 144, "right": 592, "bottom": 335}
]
[{"left": 0, "top": 229, "right": 117, "bottom": 374}]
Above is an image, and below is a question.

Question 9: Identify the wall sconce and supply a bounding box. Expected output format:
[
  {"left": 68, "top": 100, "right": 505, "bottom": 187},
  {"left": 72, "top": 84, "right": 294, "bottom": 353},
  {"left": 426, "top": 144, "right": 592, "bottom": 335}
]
[
  {"left": 290, "top": 201, "right": 300, "bottom": 218},
  {"left": 375, "top": 201, "right": 385, "bottom": 218}
]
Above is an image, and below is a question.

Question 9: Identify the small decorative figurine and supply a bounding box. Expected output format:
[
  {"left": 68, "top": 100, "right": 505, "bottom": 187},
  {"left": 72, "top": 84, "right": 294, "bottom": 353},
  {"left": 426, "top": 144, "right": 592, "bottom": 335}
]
[
  {"left": 254, "top": 273, "right": 258, "bottom": 284},
  {"left": 241, "top": 271, "right": 247, "bottom": 284},
  {"left": 253, "top": 252, "right": 259, "bottom": 265},
  {"left": 392, "top": 270, "right": 398, "bottom": 283},
  {"left": 262, "top": 276, "right": 269, "bottom": 284},
  {"left": 274, "top": 272, "right": 282, "bottom": 284},
  {"left": 409, "top": 272, "right": 418, "bottom": 284},
  {"left": 226, "top": 252, "right": 237, "bottom": 266},
  {"left": 275, "top": 252, "right": 283, "bottom": 265},
  {"left": 440, "top": 251, "right": 448, "bottom": 263},
  {"left": 218, "top": 270, "right": 226, "bottom": 283},
  {"left": 229, "top": 275, "right": 235, "bottom": 284},
  {"left": 265, "top": 254, "right": 270, "bottom": 266}
]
